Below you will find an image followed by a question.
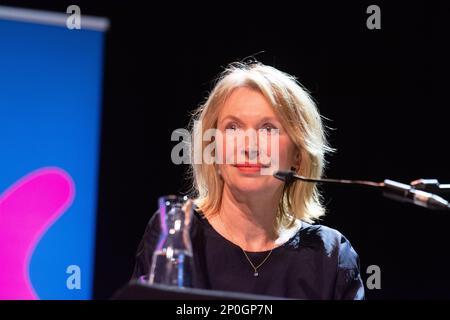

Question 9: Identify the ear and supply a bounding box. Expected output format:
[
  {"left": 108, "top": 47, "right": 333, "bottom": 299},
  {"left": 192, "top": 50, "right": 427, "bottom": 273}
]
[{"left": 293, "top": 148, "right": 302, "bottom": 168}]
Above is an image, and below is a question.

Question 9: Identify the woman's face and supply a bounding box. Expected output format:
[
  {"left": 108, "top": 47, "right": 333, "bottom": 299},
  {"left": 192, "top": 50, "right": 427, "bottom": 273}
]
[{"left": 216, "top": 86, "right": 299, "bottom": 195}]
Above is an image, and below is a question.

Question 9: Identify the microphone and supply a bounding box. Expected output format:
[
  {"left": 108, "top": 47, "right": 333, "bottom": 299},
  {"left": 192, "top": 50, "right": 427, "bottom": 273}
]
[
  {"left": 274, "top": 170, "right": 450, "bottom": 211},
  {"left": 383, "top": 179, "right": 450, "bottom": 210},
  {"left": 410, "top": 179, "right": 450, "bottom": 195}
]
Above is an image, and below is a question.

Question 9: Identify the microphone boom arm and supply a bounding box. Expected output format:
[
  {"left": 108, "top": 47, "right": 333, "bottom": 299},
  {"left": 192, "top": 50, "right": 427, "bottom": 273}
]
[{"left": 273, "top": 170, "right": 450, "bottom": 211}]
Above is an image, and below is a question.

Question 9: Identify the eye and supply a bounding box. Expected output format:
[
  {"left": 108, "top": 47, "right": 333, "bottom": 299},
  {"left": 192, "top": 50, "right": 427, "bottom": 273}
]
[
  {"left": 259, "top": 123, "right": 278, "bottom": 133},
  {"left": 225, "top": 122, "right": 239, "bottom": 131}
]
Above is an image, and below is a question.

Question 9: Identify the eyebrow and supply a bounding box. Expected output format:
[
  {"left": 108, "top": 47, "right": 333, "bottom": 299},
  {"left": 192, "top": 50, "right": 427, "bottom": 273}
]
[
  {"left": 219, "top": 115, "right": 280, "bottom": 124},
  {"left": 219, "top": 115, "right": 241, "bottom": 124}
]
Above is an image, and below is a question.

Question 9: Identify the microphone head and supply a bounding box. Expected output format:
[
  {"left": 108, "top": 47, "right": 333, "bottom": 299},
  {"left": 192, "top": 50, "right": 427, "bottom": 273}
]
[{"left": 273, "top": 170, "right": 296, "bottom": 184}]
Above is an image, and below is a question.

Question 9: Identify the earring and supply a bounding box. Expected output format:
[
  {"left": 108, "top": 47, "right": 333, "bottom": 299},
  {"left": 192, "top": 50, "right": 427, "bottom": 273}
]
[{"left": 290, "top": 166, "right": 297, "bottom": 172}]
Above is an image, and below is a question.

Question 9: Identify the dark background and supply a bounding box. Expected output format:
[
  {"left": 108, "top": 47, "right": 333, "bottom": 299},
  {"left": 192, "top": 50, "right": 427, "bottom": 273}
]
[{"left": 3, "top": 0, "right": 450, "bottom": 299}]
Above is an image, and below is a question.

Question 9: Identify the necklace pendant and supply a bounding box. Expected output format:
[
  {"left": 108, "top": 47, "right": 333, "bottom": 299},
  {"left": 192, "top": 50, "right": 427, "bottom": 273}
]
[{"left": 254, "top": 271, "right": 259, "bottom": 277}]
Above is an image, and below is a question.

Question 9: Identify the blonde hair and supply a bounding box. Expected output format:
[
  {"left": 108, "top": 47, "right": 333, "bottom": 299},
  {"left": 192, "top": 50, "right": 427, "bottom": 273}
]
[{"left": 189, "top": 62, "right": 334, "bottom": 226}]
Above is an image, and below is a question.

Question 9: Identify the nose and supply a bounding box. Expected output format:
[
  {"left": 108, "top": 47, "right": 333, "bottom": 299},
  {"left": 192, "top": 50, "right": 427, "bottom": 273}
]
[
  {"left": 242, "top": 130, "right": 259, "bottom": 160},
  {"left": 245, "top": 148, "right": 259, "bottom": 160}
]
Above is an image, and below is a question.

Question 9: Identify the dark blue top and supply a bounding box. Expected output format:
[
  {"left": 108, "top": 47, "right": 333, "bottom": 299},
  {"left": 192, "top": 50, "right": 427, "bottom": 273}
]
[{"left": 132, "top": 210, "right": 365, "bottom": 300}]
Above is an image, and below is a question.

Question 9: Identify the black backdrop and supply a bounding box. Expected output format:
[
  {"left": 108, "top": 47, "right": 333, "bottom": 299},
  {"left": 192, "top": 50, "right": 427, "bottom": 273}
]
[{"left": 3, "top": 0, "right": 450, "bottom": 299}]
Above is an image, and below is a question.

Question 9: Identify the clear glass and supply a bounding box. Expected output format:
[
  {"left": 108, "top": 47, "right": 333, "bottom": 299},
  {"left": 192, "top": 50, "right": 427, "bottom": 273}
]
[{"left": 147, "top": 195, "right": 194, "bottom": 287}]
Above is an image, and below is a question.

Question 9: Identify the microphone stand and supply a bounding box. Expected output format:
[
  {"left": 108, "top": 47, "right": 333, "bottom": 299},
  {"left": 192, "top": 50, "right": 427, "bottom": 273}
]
[{"left": 273, "top": 170, "right": 450, "bottom": 211}]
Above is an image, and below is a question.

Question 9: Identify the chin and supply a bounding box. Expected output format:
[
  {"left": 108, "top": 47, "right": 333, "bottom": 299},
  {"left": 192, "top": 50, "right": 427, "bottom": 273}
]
[{"left": 228, "top": 175, "right": 279, "bottom": 194}]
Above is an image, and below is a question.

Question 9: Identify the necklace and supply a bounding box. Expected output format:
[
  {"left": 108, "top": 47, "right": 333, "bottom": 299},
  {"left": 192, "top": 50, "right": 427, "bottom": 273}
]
[
  {"left": 219, "top": 214, "right": 274, "bottom": 277},
  {"left": 241, "top": 247, "right": 273, "bottom": 277}
]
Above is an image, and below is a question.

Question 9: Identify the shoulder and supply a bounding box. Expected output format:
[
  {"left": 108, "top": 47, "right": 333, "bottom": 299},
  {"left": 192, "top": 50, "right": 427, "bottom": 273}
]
[
  {"left": 297, "top": 222, "right": 342, "bottom": 251},
  {"left": 298, "top": 223, "right": 365, "bottom": 299},
  {"left": 134, "top": 211, "right": 161, "bottom": 254},
  {"left": 294, "top": 222, "right": 360, "bottom": 264}
]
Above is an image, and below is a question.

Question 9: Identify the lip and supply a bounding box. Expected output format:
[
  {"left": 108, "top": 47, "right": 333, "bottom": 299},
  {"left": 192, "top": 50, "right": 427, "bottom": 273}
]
[
  {"left": 235, "top": 164, "right": 263, "bottom": 168},
  {"left": 233, "top": 163, "right": 269, "bottom": 173}
]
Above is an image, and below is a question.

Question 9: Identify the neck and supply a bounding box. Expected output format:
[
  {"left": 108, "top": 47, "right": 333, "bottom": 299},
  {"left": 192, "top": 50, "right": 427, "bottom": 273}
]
[{"left": 216, "top": 185, "right": 283, "bottom": 252}]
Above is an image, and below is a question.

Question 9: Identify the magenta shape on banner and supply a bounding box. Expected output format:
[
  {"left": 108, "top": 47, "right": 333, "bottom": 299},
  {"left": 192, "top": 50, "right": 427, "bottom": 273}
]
[{"left": 0, "top": 167, "right": 75, "bottom": 299}]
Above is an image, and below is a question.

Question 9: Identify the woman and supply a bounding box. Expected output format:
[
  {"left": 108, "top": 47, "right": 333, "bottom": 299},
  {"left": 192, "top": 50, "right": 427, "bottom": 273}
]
[{"left": 132, "top": 62, "right": 365, "bottom": 299}]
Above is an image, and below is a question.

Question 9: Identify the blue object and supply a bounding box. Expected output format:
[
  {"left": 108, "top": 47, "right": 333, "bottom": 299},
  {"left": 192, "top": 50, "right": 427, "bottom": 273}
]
[{"left": 0, "top": 7, "right": 108, "bottom": 299}]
